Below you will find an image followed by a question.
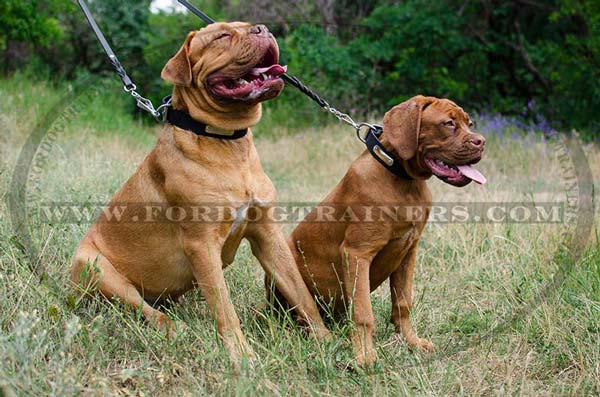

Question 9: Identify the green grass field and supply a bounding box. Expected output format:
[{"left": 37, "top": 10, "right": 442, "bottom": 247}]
[{"left": 1, "top": 75, "right": 599, "bottom": 396}]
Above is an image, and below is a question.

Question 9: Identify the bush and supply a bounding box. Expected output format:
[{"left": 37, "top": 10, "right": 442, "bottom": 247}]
[{"left": 2, "top": 0, "right": 599, "bottom": 135}]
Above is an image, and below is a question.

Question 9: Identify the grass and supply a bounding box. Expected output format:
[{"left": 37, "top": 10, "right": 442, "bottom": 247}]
[{"left": 1, "top": 74, "right": 599, "bottom": 396}]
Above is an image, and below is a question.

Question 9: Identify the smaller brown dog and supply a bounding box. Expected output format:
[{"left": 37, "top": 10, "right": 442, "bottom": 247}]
[{"left": 268, "top": 96, "right": 486, "bottom": 366}]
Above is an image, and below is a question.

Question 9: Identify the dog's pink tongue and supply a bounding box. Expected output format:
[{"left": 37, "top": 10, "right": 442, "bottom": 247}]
[
  {"left": 457, "top": 165, "right": 487, "bottom": 185},
  {"left": 249, "top": 64, "right": 287, "bottom": 76}
]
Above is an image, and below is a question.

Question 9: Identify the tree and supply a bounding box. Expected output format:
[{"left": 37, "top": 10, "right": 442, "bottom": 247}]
[{"left": 0, "top": 0, "right": 64, "bottom": 72}]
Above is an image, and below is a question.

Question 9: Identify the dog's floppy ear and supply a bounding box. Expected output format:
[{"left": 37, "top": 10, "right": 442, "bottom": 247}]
[
  {"left": 383, "top": 95, "right": 435, "bottom": 160},
  {"left": 161, "top": 31, "right": 196, "bottom": 86}
]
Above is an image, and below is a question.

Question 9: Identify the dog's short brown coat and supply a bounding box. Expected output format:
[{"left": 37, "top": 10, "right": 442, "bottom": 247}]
[
  {"left": 268, "top": 96, "right": 485, "bottom": 366},
  {"left": 71, "top": 22, "right": 329, "bottom": 363}
]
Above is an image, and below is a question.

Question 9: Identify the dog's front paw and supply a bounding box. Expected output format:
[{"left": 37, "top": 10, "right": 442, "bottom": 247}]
[
  {"left": 149, "top": 312, "right": 189, "bottom": 340},
  {"left": 241, "top": 343, "right": 256, "bottom": 360},
  {"left": 313, "top": 325, "right": 332, "bottom": 342},
  {"left": 356, "top": 348, "right": 378, "bottom": 367},
  {"left": 224, "top": 336, "right": 256, "bottom": 361},
  {"left": 228, "top": 341, "right": 258, "bottom": 373},
  {"left": 410, "top": 337, "right": 435, "bottom": 352}
]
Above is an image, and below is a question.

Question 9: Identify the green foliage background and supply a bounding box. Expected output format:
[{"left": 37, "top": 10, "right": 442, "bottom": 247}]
[{"left": 1, "top": 0, "right": 599, "bottom": 134}]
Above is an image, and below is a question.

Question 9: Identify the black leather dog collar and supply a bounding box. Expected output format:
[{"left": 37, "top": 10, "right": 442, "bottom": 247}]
[
  {"left": 364, "top": 125, "right": 411, "bottom": 179},
  {"left": 162, "top": 96, "right": 248, "bottom": 140}
]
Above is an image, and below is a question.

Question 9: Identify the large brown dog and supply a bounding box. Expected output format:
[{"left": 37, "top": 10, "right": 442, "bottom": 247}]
[
  {"left": 268, "top": 96, "right": 486, "bottom": 366},
  {"left": 71, "top": 22, "right": 329, "bottom": 363}
]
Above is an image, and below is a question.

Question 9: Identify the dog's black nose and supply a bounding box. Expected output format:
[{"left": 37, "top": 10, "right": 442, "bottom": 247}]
[{"left": 250, "top": 24, "right": 269, "bottom": 35}]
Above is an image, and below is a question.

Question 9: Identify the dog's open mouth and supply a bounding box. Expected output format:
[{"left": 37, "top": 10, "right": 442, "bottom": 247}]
[
  {"left": 207, "top": 44, "right": 286, "bottom": 102},
  {"left": 424, "top": 155, "right": 487, "bottom": 187}
]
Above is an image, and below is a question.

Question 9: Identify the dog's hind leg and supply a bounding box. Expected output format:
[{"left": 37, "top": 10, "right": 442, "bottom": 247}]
[{"left": 71, "top": 240, "right": 174, "bottom": 334}]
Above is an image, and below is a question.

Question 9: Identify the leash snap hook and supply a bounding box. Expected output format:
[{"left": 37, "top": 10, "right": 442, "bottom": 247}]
[{"left": 127, "top": 89, "right": 162, "bottom": 119}]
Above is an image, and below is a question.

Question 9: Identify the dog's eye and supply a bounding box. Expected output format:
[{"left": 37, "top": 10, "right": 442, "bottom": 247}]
[
  {"left": 214, "top": 32, "right": 231, "bottom": 41},
  {"left": 468, "top": 120, "right": 475, "bottom": 128},
  {"left": 443, "top": 120, "right": 456, "bottom": 128}
]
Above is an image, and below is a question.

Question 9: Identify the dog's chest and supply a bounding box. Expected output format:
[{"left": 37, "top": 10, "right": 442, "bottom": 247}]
[
  {"left": 164, "top": 135, "right": 276, "bottom": 264},
  {"left": 220, "top": 192, "right": 272, "bottom": 266},
  {"left": 371, "top": 224, "right": 418, "bottom": 283},
  {"left": 220, "top": 200, "right": 250, "bottom": 266}
]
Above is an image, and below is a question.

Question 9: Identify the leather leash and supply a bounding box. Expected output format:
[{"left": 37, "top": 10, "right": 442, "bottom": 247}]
[{"left": 77, "top": 0, "right": 410, "bottom": 176}]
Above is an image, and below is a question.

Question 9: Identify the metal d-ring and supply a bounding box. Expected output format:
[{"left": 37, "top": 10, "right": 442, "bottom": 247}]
[
  {"left": 156, "top": 96, "right": 172, "bottom": 122},
  {"left": 356, "top": 122, "right": 379, "bottom": 144}
]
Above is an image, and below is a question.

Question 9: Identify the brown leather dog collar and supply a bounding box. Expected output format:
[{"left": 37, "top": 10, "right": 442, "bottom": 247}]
[
  {"left": 163, "top": 96, "right": 248, "bottom": 140},
  {"left": 364, "top": 125, "right": 412, "bottom": 180}
]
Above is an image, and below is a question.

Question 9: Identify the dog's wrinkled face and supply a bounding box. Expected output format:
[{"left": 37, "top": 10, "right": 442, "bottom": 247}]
[
  {"left": 384, "top": 96, "right": 486, "bottom": 187},
  {"left": 162, "top": 22, "right": 285, "bottom": 104}
]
